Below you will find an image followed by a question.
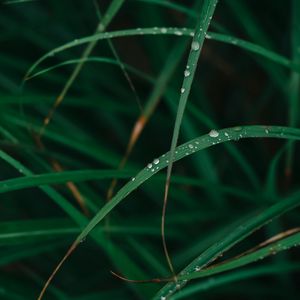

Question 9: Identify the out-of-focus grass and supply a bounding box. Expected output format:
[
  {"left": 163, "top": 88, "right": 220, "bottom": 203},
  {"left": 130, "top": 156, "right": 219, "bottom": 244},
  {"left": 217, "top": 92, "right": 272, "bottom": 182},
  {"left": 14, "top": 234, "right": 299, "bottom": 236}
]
[{"left": 0, "top": 1, "right": 299, "bottom": 299}]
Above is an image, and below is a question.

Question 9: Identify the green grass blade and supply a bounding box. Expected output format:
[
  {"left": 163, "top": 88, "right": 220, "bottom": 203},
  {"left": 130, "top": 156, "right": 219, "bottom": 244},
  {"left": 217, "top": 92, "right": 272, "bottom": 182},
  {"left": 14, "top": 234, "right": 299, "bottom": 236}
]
[
  {"left": 162, "top": 0, "right": 218, "bottom": 274},
  {"left": 172, "top": 263, "right": 300, "bottom": 299},
  {"left": 180, "top": 230, "right": 300, "bottom": 281},
  {"left": 59, "top": 126, "right": 300, "bottom": 276},
  {"left": 0, "top": 169, "right": 133, "bottom": 194},
  {"left": 24, "top": 28, "right": 294, "bottom": 80}
]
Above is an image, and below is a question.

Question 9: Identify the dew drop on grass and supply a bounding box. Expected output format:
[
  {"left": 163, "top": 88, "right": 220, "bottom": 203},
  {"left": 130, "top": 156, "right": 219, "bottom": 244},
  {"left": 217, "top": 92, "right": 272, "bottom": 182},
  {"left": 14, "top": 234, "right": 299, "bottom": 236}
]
[
  {"left": 209, "top": 129, "right": 219, "bottom": 138},
  {"left": 233, "top": 126, "right": 242, "bottom": 131},
  {"left": 184, "top": 69, "right": 190, "bottom": 77},
  {"left": 153, "top": 158, "right": 159, "bottom": 164},
  {"left": 188, "top": 144, "right": 194, "bottom": 149},
  {"left": 191, "top": 41, "right": 200, "bottom": 51},
  {"left": 131, "top": 177, "right": 135, "bottom": 181},
  {"left": 161, "top": 28, "right": 167, "bottom": 33},
  {"left": 147, "top": 163, "right": 152, "bottom": 169},
  {"left": 175, "top": 31, "right": 182, "bottom": 36},
  {"left": 181, "top": 88, "right": 185, "bottom": 94}
]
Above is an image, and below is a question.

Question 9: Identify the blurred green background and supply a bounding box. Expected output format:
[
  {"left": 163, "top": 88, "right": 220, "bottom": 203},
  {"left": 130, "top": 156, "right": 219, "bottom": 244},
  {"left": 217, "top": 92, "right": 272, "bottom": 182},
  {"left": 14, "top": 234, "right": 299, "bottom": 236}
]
[{"left": 0, "top": 0, "right": 299, "bottom": 299}]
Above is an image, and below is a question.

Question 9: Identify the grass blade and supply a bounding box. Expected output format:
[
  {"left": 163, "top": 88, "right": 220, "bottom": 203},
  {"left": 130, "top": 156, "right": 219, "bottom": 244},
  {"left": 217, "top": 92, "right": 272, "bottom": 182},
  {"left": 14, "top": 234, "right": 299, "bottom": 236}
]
[
  {"left": 35, "top": 125, "right": 300, "bottom": 298},
  {"left": 162, "top": 0, "right": 218, "bottom": 276}
]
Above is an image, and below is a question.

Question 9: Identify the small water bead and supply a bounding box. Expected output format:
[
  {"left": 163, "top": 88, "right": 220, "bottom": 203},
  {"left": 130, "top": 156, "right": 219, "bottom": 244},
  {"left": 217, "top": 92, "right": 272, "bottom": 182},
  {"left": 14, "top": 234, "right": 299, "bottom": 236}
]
[
  {"left": 161, "top": 297, "right": 166, "bottom": 300},
  {"left": 205, "top": 33, "right": 212, "bottom": 39},
  {"left": 175, "top": 31, "right": 183, "bottom": 36},
  {"left": 184, "top": 69, "right": 190, "bottom": 77},
  {"left": 209, "top": 129, "right": 219, "bottom": 138},
  {"left": 147, "top": 163, "right": 153, "bottom": 169},
  {"left": 233, "top": 126, "right": 242, "bottom": 131},
  {"left": 151, "top": 168, "right": 155, "bottom": 172},
  {"left": 181, "top": 88, "right": 185, "bottom": 94},
  {"left": 161, "top": 28, "right": 167, "bottom": 33},
  {"left": 188, "top": 144, "right": 194, "bottom": 149},
  {"left": 153, "top": 158, "right": 159, "bottom": 164},
  {"left": 131, "top": 177, "right": 135, "bottom": 181},
  {"left": 231, "top": 39, "right": 238, "bottom": 45},
  {"left": 265, "top": 129, "right": 269, "bottom": 134},
  {"left": 191, "top": 41, "right": 200, "bottom": 51},
  {"left": 224, "top": 132, "right": 229, "bottom": 137},
  {"left": 190, "top": 32, "right": 194, "bottom": 37},
  {"left": 195, "top": 266, "right": 201, "bottom": 271}
]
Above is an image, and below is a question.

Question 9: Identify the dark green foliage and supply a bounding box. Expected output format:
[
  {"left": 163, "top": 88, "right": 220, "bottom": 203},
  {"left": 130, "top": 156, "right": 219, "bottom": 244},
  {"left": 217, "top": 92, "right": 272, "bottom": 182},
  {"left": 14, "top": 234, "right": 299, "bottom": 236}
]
[{"left": 0, "top": 1, "right": 299, "bottom": 299}]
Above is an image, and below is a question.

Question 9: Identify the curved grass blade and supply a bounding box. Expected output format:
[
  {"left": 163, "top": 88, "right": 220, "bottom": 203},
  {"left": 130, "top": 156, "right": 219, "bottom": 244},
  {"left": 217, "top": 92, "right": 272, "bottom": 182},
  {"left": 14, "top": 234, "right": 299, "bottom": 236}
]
[
  {"left": 0, "top": 169, "right": 133, "bottom": 194},
  {"left": 179, "top": 229, "right": 300, "bottom": 281},
  {"left": 24, "top": 28, "right": 295, "bottom": 80},
  {"left": 0, "top": 218, "right": 168, "bottom": 246},
  {"left": 0, "top": 169, "right": 254, "bottom": 204},
  {"left": 37, "top": 125, "right": 300, "bottom": 298},
  {"left": 27, "top": 57, "right": 152, "bottom": 82},
  {"left": 172, "top": 263, "right": 300, "bottom": 299}
]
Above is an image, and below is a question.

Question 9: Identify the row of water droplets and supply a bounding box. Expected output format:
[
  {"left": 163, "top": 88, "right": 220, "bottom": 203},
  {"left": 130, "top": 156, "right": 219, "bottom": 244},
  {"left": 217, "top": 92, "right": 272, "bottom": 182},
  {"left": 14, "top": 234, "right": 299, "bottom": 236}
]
[
  {"left": 143, "top": 127, "right": 271, "bottom": 182},
  {"left": 45, "top": 27, "right": 223, "bottom": 67}
]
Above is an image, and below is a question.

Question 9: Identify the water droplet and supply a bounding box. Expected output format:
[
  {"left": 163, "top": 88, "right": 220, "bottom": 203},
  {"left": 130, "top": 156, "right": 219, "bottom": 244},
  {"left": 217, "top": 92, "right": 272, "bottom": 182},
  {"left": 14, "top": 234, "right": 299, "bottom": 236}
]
[
  {"left": 265, "top": 129, "right": 269, "bottom": 134},
  {"left": 233, "top": 126, "right": 242, "bottom": 131},
  {"left": 190, "top": 32, "right": 194, "bottom": 37},
  {"left": 181, "top": 88, "right": 185, "bottom": 94},
  {"left": 161, "top": 28, "right": 167, "bottom": 33},
  {"left": 153, "top": 158, "right": 159, "bottom": 164},
  {"left": 224, "top": 132, "right": 229, "bottom": 137},
  {"left": 209, "top": 129, "right": 219, "bottom": 138},
  {"left": 205, "top": 34, "right": 212, "bottom": 39},
  {"left": 184, "top": 70, "right": 190, "bottom": 77},
  {"left": 175, "top": 31, "right": 182, "bottom": 36},
  {"left": 151, "top": 168, "right": 155, "bottom": 172},
  {"left": 161, "top": 297, "right": 166, "bottom": 300},
  {"left": 147, "top": 163, "right": 152, "bottom": 169},
  {"left": 131, "top": 177, "right": 135, "bottom": 181},
  {"left": 188, "top": 144, "right": 194, "bottom": 149},
  {"left": 191, "top": 41, "right": 200, "bottom": 51},
  {"left": 195, "top": 266, "right": 201, "bottom": 271}
]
